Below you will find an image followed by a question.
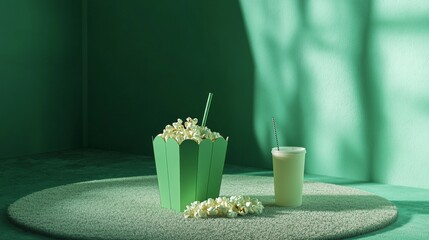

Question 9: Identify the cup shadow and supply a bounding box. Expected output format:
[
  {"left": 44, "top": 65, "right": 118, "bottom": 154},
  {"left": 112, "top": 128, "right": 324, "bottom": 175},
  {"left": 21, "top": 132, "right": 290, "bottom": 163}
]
[{"left": 248, "top": 194, "right": 397, "bottom": 219}]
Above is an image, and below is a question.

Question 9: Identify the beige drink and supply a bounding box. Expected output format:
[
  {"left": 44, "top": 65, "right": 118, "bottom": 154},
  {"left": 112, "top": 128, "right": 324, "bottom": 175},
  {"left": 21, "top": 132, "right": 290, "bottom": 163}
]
[{"left": 272, "top": 147, "right": 306, "bottom": 207}]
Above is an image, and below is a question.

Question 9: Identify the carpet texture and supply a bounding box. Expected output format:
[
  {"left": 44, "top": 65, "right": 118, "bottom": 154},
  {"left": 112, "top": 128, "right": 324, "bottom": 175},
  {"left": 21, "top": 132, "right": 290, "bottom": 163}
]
[{"left": 8, "top": 175, "right": 397, "bottom": 240}]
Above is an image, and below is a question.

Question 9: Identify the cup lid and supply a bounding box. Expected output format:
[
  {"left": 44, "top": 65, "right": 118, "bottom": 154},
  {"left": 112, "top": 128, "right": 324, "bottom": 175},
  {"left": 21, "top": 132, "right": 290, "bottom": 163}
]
[{"left": 272, "top": 146, "right": 306, "bottom": 154}]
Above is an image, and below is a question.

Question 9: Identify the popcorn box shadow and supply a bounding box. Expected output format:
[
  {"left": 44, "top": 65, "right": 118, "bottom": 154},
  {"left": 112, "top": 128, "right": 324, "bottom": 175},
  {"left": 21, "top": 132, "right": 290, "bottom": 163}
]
[{"left": 153, "top": 136, "right": 228, "bottom": 212}]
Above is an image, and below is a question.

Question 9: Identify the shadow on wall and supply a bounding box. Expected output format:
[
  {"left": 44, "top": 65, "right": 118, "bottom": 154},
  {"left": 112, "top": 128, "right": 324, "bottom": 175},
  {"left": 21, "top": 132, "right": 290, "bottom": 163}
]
[
  {"left": 87, "top": 0, "right": 262, "bottom": 167},
  {"left": 240, "top": 0, "right": 373, "bottom": 179},
  {"left": 240, "top": 0, "right": 429, "bottom": 189}
]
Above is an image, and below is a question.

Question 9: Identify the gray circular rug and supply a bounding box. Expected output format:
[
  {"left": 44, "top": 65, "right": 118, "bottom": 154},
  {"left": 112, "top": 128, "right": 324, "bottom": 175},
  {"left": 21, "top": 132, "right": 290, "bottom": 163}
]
[{"left": 8, "top": 175, "right": 397, "bottom": 240}]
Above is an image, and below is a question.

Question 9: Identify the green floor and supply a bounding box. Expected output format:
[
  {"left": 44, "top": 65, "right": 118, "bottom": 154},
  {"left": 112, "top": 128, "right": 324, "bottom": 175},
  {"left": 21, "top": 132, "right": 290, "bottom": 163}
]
[{"left": 1, "top": 149, "right": 428, "bottom": 239}]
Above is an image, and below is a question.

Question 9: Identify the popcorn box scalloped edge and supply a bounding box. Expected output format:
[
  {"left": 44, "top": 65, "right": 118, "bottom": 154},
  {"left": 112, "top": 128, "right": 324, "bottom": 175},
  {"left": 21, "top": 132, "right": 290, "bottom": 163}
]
[{"left": 153, "top": 136, "right": 228, "bottom": 212}]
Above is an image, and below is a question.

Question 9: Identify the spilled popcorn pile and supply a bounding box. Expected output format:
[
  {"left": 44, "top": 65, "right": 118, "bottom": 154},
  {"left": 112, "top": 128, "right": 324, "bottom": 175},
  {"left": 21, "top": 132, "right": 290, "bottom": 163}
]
[
  {"left": 184, "top": 196, "right": 264, "bottom": 218},
  {"left": 158, "top": 117, "right": 222, "bottom": 144}
]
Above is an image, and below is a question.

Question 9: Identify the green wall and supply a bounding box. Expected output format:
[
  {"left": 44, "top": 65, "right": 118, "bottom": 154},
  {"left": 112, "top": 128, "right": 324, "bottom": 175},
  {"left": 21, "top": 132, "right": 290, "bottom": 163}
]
[
  {"left": 240, "top": 0, "right": 429, "bottom": 189},
  {"left": 0, "top": 0, "right": 83, "bottom": 158},
  {"left": 87, "top": 0, "right": 261, "bottom": 166},
  {"left": 3, "top": 0, "right": 429, "bottom": 190}
]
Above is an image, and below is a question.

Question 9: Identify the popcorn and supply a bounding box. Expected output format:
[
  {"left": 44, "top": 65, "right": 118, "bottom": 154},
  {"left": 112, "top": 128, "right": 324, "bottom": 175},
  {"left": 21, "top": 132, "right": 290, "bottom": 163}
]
[
  {"left": 158, "top": 117, "right": 223, "bottom": 144},
  {"left": 227, "top": 210, "right": 237, "bottom": 218},
  {"left": 183, "top": 196, "right": 264, "bottom": 219}
]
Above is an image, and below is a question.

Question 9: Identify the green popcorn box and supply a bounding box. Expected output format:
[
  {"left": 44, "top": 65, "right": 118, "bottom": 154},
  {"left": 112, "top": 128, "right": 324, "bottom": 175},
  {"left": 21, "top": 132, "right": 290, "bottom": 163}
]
[{"left": 153, "top": 136, "right": 228, "bottom": 212}]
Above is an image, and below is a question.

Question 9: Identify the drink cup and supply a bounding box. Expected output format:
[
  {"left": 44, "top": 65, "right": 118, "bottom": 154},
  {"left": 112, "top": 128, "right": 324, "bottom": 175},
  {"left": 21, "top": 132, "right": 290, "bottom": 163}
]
[{"left": 272, "top": 146, "right": 306, "bottom": 207}]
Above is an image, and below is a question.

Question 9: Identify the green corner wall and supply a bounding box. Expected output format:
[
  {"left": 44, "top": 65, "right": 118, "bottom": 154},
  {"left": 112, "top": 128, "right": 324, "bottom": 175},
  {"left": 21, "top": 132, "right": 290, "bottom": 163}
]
[
  {"left": 0, "top": 0, "right": 83, "bottom": 158},
  {"left": 2, "top": 1, "right": 429, "bottom": 190},
  {"left": 86, "top": 0, "right": 261, "bottom": 167}
]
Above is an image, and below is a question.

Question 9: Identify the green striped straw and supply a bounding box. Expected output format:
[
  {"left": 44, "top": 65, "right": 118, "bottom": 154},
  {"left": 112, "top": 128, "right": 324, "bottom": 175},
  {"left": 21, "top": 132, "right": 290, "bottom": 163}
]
[
  {"left": 272, "top": 117, "right": 280, "bottom": 151},
  {"left": 202, "top": 93, "right": 213, "bottom": 127}
]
